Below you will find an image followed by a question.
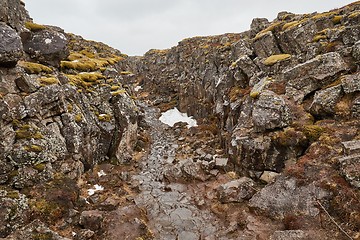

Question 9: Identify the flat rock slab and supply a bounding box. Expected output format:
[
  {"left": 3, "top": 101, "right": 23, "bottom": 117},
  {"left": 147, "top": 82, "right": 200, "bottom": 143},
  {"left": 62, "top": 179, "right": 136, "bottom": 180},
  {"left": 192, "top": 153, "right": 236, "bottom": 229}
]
[{"left": 342, "top": 140, "right": 360, "bottom": 155}]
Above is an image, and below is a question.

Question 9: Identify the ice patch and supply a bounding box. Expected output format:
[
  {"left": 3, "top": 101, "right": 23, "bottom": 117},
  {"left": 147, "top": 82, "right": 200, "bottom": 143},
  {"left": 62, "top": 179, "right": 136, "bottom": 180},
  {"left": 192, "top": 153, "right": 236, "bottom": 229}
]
[
  {"left": 215, "top": 78, "right": 222, "bottom": 87},
  {"left": 159, "top": 107, "right": 197, "bottom": 128},
  {"left": 134, "top": 86, "right": 142, "bottom": 92},
  {"left": 87, "top": 184, "right": 104, "bottom": 196},
  {"left": 97, "top": 170, "right": 107, "bottom": 177}
]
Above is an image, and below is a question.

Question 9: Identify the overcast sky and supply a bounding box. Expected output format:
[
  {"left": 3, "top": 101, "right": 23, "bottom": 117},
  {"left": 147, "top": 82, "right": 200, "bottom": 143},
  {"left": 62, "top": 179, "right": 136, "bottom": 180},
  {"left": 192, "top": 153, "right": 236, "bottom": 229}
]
[{"left": 25, "top": 0, "right": 355, "bottom": 56}]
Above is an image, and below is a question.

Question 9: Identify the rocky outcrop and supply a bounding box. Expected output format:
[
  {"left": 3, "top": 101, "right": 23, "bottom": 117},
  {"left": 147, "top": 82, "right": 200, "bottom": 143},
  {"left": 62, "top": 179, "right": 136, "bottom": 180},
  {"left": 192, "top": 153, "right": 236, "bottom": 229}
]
[
  {"left": 0, "top": 0, "right": 139, "bottom": 238},
  {"left": 22, "top": 26, "right": 69, "bottom": 67},
  {"left": 123, "top": 2, "right": 360, "bottom": 239}
]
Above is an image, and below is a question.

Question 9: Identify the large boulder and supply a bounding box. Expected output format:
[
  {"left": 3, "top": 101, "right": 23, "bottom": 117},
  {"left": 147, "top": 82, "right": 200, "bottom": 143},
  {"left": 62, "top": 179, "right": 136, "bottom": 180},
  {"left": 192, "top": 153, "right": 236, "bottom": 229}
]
[
  {"left": 253, "top": 31, "right": 282, "bottom": 58},
  {"left": 250, "top": 18, "right": 270, "bottom": 34},
  {"left": 309, "top": 85, "right": 343, "bottom": 116},
  {"left": 284, "top": 52, "right": 348, "bottom": 102},
  {"left": 216, "top": 177, "right": 256, "bottom": 203},
  {"left": 0, "top": 22, "right": 23, "bottom": 66},
  {"left": 249, "top": 177, "right": 329, "bottom": 220},
  {"left": 22, "top": 27, "right": 69, "bottom": 67},
  {"left": 252, "top": 90, "right": 292, "bottom": 131},
  {"left": 230, "top": 132, "right": 301, "bottom": 173},
  {"left": 341, "top": 72, "right": 360, "bottom": 94}
]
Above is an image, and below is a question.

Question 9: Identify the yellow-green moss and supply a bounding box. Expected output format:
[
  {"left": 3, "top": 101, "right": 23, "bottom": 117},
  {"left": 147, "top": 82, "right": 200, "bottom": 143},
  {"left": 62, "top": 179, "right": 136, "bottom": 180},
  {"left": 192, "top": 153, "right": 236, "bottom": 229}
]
[
  {"left": 79, "top": 49, "right": 96, "bottom": 58},
  {"left": 111, "top": 89, "right": 127, "bottom": 96},
  {"left": 282, "top": 18, "right": 309, "bottom": 32},
  {"left": 15, "top": 125, "right": 44, "bottom": 140},
  {"left": 280, "top": 13, "right": 294, "bottom": 21},
  {"left": 78, "top": 72, "right": 105, "bottom": 82},
  {"left": 313, "top": 34, "right": 328, "bottom": 42},
  {"left": 282, "top": 21, "right": 300, "bottom": 31},
  {"left": 67, "top": 52, "right": 85, "bottom": 61},
  {"left": 74, "top": 114, "right": 83, "bottom": 123},
  {"left": 98, "top": 114, "right": 111, "bottom": 122},
  {"left": 110, "top": 85, "right": 121, "bottom": 91},
  {"left": 60, "top": 60, "right": 97, "bottom": 72},
  {"left": 146, "top": 49, "right": 169, "bottom": 55},
  {"left": 263, "top": 54, "right": 291, "bottom": 66},
  {"left": 32, "top": 232, "right": 53, "bottom": 240},
  {"left": 67, "top": 104, "right": 73, "bottom": 113},
  {"left": 66, "top": 74, "right": 99, "bottom": 89},
  {"left": 25, "top": 22, "right": 46, "bottom": 31},
  {"left": 254, "top": 21, "right": 283, "bottom": 40},
  {"left": 6, "top": 191, "right": 20, "bottom": 199},
  {"left": 275, "top": 127, "right": 306, "bottom": 147},
  {"left": 311, "top": 12, "right": 335, "bottom": 20},
  {"left": 30, "top": 198, "right": 61, "bottom": 219},
  {"left": 24, "top": 144, "right": 43, "bottom": 153},
  {"left": 332, "top": 15, "right": 343, "bottom": 24},
  {"left": 18, "top": 61, "right": 53, "bottom": 74},
  {"left": 34, "top": 163, "right": 46, "bottom": 172},
  {"left": 120, "top": 71, "right": 133, "bottom": 75},
  {"left": 348, "top": 11, "right": 360, "bottom": 18},
  {"left": 38, "top": 77, "right": 59, "bottom": 86},
  {"left": 250, "top": 91, "right": 260, "bottom": 98},
  {"left": 302, "top": 125, "right": 325, "bottom": 142},
  {"left": 61, "top": 50, "right": 123, "bottom": 72}
]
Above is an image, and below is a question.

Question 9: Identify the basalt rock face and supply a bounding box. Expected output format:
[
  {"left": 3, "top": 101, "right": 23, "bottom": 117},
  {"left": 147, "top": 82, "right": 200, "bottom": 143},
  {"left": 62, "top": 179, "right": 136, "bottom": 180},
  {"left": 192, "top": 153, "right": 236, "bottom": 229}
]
[
  {"left": 0, "top": 0, "right": 138, "bottom": 238},
  {"left": 124, "top": 2, "right": 360, "bottom": 239},
  {"left": 1, "top": 0, "right": 360, "bottom": 239}
]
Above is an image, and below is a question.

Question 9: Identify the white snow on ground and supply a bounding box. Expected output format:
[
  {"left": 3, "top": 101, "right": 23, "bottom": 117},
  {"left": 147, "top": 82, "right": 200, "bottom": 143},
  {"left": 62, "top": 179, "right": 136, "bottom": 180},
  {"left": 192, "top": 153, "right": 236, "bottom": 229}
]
[
  {"left": 87, "top": 184, "right": 104, "bottom": 196},
  {"left": 134, "top": 86, "right": 142, "bottom": 92},
  {"left": 97, "top": 170, "right": 107, "bottom": 177},
  {"left": 159, "top": 107, "right": 197, "bottom": 128}
]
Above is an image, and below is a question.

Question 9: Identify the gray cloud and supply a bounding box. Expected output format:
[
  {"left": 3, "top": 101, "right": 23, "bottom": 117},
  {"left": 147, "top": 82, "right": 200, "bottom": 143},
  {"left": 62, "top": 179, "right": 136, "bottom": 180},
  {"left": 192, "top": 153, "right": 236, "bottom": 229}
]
[{"left": 25, "top": 0, "right": 355, "bottom": 55}]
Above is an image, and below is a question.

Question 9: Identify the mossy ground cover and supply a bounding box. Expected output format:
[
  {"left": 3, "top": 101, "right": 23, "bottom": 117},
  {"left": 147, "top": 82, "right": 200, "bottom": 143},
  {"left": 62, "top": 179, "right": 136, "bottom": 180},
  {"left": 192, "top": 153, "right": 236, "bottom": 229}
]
[
  {"left": 18, "top": 61, "right": 53, "bottom": 74},
  {"left": 25, "top": 22, "right": 46, "bottom": 31}
]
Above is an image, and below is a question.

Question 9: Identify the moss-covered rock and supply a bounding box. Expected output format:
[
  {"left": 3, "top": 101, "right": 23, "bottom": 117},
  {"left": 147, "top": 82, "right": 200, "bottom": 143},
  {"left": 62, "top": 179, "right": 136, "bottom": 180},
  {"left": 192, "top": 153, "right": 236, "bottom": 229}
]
[
  {"left": 263, "top": 54, "right": 291, "bottom": 66},
  {"left": 18, "top": 61, "right": 53, "bottom": 74},
  {"left": 24, "top": 22, "right": 46, "bottom": 32}
]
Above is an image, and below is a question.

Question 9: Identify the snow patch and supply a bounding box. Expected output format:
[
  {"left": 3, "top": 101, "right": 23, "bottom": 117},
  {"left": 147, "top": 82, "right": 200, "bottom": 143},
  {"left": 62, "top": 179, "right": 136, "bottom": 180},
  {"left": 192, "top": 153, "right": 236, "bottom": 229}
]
[
  {"left": 159, "top": 107, "right": 197, "bottom": 128},
  {"left": 87, "top": 184, "right": 104, "bottom": 196},
  {"left": 215, "top": 78, "right": 222, "bottom": 87},
  {"left": 134, "top": 86, "right": 142, "bottom": 92},
  {"left": 44, "top": 38, "right": 52, "bottom": 44},
  {"left": 97, "top": 170, "right": 107, "bottom": 177}
]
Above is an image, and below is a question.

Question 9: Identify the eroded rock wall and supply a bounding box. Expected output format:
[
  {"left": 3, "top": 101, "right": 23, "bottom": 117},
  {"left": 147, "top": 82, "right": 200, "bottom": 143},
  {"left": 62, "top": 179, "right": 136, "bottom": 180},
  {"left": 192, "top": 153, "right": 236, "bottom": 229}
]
[
  {"left": 125, "top": 2, "right": 360, "bottom": 236},
  {"left": 0, "top": 1, "right": 138, "bottom": 237}
]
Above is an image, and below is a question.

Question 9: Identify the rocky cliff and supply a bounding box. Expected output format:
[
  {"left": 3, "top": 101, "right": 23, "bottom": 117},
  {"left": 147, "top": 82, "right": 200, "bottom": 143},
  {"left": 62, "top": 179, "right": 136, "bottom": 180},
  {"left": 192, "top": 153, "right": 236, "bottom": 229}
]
[
  {"left": 0, "top": 1, "right": 360, "bottom": 240},
  {"left": 0, "top": 0, "right": 139, "bottom": 238},
  {"left": 123, "top": 2, "right": 360, "bottom": 239}
]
